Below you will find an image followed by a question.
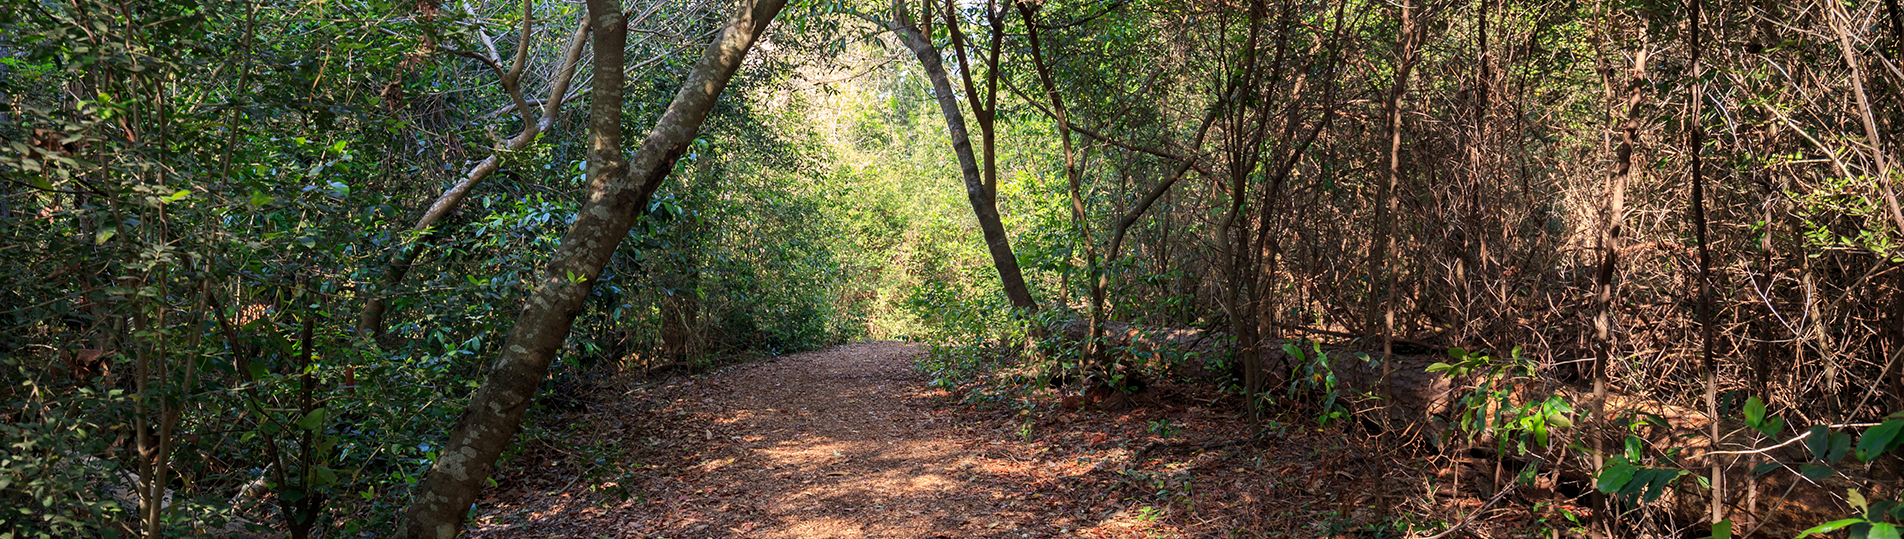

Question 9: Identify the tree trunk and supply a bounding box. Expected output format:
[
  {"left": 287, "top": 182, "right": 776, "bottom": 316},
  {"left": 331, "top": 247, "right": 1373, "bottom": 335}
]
[
  {"left": 1364, "top": 0, "right": 1421, "bottom": 517},
  {"left": 390, "top": 0, "right": 786, "bottom": 535},
  {"left": 1014, "top": 5, "right": 1235, "bottom": 372},
  {"left": 1589, "top": 23, "right": 1652, "bottom": 533},
  {"left": 1211, "top": 2, "right": 1273, "bottom": 408},
  {"left": 1018, "top": 3, "right": 1101, "bottom": 364},
  {"left": 879, "top": 0, "right": 1037, "bottom": 313},
  {"left": 1365, "top": 0, "right": 1419, "bottom": 355},
  {"left": 661, "top": 250, "right": 700, "bottom": 365},
  {"left": 1687, "top": 0, "right": 1723, "bottom": 522}
]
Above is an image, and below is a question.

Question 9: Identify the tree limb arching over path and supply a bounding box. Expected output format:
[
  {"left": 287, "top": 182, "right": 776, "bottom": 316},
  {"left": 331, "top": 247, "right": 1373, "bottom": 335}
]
[{"left": 392, "top": 0, "right": 789, "bottom": 535}]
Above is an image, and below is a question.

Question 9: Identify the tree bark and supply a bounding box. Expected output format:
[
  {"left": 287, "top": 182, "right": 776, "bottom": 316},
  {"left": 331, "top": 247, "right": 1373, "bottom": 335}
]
[
  {"left": 1018, "top": 3, "right": 1101, "bottom": 363},
  {"left": 1363, "top": 0, "right": 1420, "bottom": 517},
  {"left": 1210, "top": 2, "right": 1274, "bottom": 408},
  {"left": 1365, "top": 0, "right": 1420, "bottom": 349},
  {"left": 390, "top": 0, "right": 786, "bottom": 535},
  {"left": 1688, "top": 0, "right": 1722, "bottom": 521},
  {"left": 875, "top": 0, "right": 1037, "bottom": 313},
  {"left": 1589, "top": 21, "right": 1652, "bottom": 532}
]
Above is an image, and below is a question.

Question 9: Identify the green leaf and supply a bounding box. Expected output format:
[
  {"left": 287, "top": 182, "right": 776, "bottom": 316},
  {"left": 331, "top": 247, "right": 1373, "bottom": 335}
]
[
  {"left": 1448, "top": 347, "right": 1467, "bottom": 360},
  {"left": 1743, "top": 396, "right": 1765, "bottom": 426},
  {"left": 1596, "top": 459, "right": 1636, "bottom": 494},
  {"left": 1517, "top": 461, "right": 1539, "bottom": 485},
  {"left": 1807, "top": 425, "right": 1831, "bottom": 460},
  {"left": 159, "top": 189, "right": 191, "bottom": 203},
  {"left": 1855, "top": 420, "right": 1904, "bottom": 462},
  {"left": 1829, "top": 431, "right": 1853, "bottom": 463},
  {"left": 311, "top": 466, "right": 338, "bottom": 487},
  {"left": 1760, "top": 417, "right": 1785, "bottom": 438},
  {"left": 1700, "top": 519, "right": 1731, "bottom": 539},
  {"left": 94, "top": 224, "right": 116, "bottom": 244},
  {"left": 1870, "top": 523, "right": 1900, "bottom": 539},
  {"left": 1752, "top": 461, "right": 1781, "bottom": 476},
  {"left": 1547, "top": 411, "right": 1574, "bottom": 429},
  {"left": 1800, "top": 464, "right": 1834, "bottom": 481},
  {"left": 1640, "top": 412, "right": 1670, "bottom": 429},
  {"left": 1425, "top": 362, "right": 1454, "bottom": 374},
  {"left": 1632, "top": 468, "right": 1686, "bottom": 503},
  {"left": 1797, "top": 519, "right": 1864, "bottom": 538},
  {"left": 1850, "top": 489, "right": 1870, "bottom": 513},
  {"left": 295, "top": 407, "right": 329, "bottom": 431}
]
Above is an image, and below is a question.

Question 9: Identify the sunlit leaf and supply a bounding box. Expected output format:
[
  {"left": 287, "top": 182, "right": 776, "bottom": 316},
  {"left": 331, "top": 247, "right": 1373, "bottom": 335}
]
[{"left": 1796, "top": 519, "right": 1863, "bottom": 538}]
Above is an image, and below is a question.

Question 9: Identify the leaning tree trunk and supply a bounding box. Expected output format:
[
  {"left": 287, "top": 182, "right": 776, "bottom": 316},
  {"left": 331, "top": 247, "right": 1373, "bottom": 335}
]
[
  {"left": 1017, "top": 1, "right": 1232, "bottom": 372},
  {"left": 390, "top": 0, "right": 787, "bottom": 536},
  {"left": 1365, "top": 0, "right": 1420, "bottom": 386},
  {"left": 879, "top": 1, "right": 1037, "bottom": 313}
]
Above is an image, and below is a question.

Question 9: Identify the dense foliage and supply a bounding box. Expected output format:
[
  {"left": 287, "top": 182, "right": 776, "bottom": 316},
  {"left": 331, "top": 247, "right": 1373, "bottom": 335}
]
[
  {"left": 827, "top": 0, "right": 1904, "bottom": 535},
  {"left": 0, "top": 0, "right": 884, "bottom": 535},
  {"left": 3, "top": 0, "right": 1903, "bottom": 535}
]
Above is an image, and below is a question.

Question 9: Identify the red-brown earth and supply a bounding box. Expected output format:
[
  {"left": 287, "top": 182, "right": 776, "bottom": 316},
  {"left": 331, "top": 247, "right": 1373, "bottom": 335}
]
[{"left": 464, "top": 341, "right": 1568, "bottom": 538}]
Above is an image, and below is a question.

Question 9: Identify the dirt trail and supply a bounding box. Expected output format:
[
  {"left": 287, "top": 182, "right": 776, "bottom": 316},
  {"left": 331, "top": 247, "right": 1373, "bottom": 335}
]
[
  {"left": 639, "top": 340, "right": 1034, "bottom": 538},
  {"left": 465, "top": 341, "right": 1468, "bottom": 538},
  {"left": 469, "top": 342, "right": 1085, "bottom": 538}
]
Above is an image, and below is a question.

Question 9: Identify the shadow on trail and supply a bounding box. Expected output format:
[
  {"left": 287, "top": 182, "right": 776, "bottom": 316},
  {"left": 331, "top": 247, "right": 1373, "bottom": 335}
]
[
  {"left": 465, "top": 342, "right": 1135, "bottom": 538},
  {"left": 466, "top": 341, "right": 1409, "bottom": 539}
]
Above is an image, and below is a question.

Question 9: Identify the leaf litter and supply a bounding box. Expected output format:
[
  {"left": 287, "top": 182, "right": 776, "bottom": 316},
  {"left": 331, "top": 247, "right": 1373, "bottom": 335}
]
[{"left": 464, "top": 341, "right": 1554, "bottom": 538}]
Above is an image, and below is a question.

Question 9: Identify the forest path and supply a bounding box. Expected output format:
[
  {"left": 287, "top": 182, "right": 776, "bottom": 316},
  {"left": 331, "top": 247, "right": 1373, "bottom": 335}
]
[
  {"left": 467, "top": 341, "right": 1099, "bottom": 538},
  {"left": 466, "top": 341, "right": 1429, "bottom": 539}
]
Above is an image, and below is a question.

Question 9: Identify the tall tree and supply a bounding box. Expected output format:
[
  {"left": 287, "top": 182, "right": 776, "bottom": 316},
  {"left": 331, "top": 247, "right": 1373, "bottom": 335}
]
[
  {"left": 1364, "top": 0, "right": 1423, "bottom": 380},
  {"left": 862, "top": 0, "right": 1038, "bottom": 313},
  {"left": 1588, "top": 15, "right": 1652, "bottom": 530},
  {"left": 1209, "top": 1, "right": 1276, "bottom": 406},
  {"left": 1012, "top": 1, "right": 1228, "bottom": 375},
  {"left": 1017, "top": 1, "right": 1099, "bottom": 361},
  {"left": 391, "top": 0, "right": 788, "bottom": 534},
  {"left": 1686, "top": 0, "right": 1724, "bottom": 522}
]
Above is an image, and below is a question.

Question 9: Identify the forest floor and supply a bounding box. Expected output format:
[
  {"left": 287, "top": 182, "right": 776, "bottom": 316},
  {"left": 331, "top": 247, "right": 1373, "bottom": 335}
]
[{"left": 463, "top": 341, "right": 1562, "bottom": 538}]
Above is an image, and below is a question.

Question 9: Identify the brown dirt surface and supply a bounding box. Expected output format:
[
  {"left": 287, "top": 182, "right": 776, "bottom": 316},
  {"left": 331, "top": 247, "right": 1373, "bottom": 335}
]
[{"left": 464, "top": 341, "right": 1568, "bottom": 538}]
